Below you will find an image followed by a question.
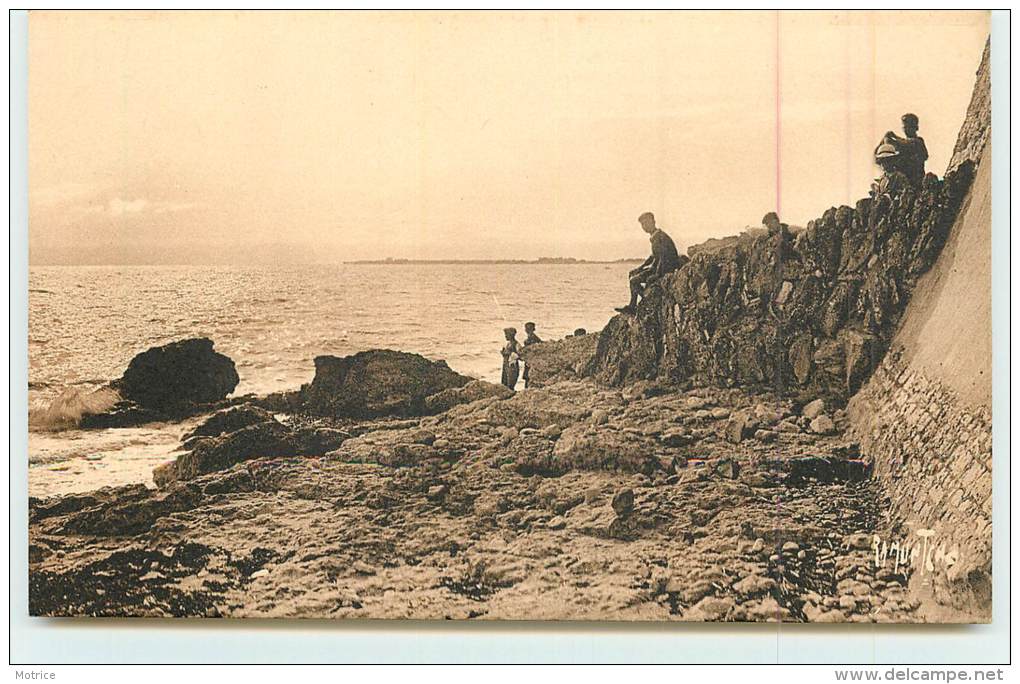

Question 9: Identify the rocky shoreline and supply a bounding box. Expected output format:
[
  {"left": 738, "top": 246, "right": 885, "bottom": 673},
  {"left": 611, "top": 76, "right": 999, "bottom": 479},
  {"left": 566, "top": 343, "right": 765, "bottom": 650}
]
[
  {"left": 27, "top": 48, "right": 990, "bottom": 620},
  {"left": 26, "top": 158, "right": 983, "bottom": 619},
  {"left": 31, "top": 363, "right": 918, "bottom": 621}
]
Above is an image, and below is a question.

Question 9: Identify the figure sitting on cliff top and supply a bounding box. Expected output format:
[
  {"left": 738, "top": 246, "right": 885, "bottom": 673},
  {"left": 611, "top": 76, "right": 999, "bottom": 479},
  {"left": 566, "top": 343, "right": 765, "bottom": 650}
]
[
  {"left": 500, "top": 327, "right": 521, "bottom": 391},
  {"left": 874, "top": 113, "right": 929, "bottom": 186},
  {"left": 615, "top": 212, "right": 685, "bottom": 315}
]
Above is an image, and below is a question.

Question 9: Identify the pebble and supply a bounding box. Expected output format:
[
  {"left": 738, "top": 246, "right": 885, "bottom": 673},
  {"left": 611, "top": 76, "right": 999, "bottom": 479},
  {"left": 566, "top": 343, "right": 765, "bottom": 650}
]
[
  {"left": 802, "top": 399, "right": 826, "bottom": 419},
  {"left": 546, "top": 516, "right": 566, "bottom": 530},
  {"left": 733, "top": 574, "right": 776, "bottom": 595},
  {"left": 250, "top": 568, "right": 270, "bottom": 579},
  {"left": 611, "top": 488, "right": 635, "bottom": 517},
  {"left": 541, "top": 424, "right": 562, "bottom": 439},
  {"left": 352, "top": 561, "right": 376, "bottom": 575},
  {"left": 810, "top": 415, "right": 836, "bottom": 435},
  {"left": 844, "top": 533, "right": 872, "bottom": 550}
]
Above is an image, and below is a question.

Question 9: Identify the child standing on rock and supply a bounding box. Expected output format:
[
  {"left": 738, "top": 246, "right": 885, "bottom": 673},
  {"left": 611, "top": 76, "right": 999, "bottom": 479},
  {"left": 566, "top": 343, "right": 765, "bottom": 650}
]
[{"left": 501, "top": 327, "right": 521, "bottom": 390}]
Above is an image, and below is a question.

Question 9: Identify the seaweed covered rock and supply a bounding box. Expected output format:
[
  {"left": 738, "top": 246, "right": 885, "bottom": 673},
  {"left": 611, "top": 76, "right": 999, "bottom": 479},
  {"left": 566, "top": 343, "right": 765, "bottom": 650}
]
[
  {"left": 298, "top": 350, "right": 472, "bottom": 419},
  {"left": 587, "top": 163, "right": 976, "bottom": 407},
  {"left": 65, "top": 338, "right": 239, "bottom": 429},
  {"left": 182, "top": 404, "right": 276, "bottom": 443},
  {"left": 156, "top": 420, "right": 299, "bottom": 487},
  {"left": 113, "top": 338, "right": 239, "bottom": 412}
]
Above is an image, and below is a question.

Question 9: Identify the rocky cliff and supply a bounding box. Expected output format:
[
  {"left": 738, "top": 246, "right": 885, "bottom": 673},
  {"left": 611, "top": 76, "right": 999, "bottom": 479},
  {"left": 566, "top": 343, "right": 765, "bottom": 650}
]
[
  {"left": 575, "top": 165, "right": 975, "bottom": 409},
  {"left": 847, "top": 41, "right": 992, "bottom": 619},
  {"left": 520, "top": 45, "right": 988, "bottom": 414}
]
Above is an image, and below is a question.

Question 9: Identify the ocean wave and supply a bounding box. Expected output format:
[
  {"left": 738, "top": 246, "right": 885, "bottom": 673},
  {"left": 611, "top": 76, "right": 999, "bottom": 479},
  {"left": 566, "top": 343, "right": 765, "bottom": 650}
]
[{"left": 28, "top": 386, "right": 120, "bottom": 432}]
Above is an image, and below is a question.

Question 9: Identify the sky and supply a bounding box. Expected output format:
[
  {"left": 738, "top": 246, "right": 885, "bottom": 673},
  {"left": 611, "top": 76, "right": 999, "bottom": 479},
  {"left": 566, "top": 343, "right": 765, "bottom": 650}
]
[{"left": 29, "top": 10, "right": 989, "bottom": 265}]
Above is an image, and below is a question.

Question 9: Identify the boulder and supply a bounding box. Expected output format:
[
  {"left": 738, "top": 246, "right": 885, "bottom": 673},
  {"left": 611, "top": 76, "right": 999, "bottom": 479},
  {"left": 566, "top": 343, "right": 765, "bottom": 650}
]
[
  {"left": 518, "top": 333, "right": 599, "bottom": 387},
  {"left": 810, "top": 414, "right": 836, "bottom": 435},
  {"left": 713, "top": 458, "right": 739, "bottom": 479},
  {"left": 79, "top": 402, "right": 165, "bottom": 429},
  {"left": 611, "top": 488, "right": 635, "bottom": 517},
  {"left": 540, "top": 424, "right": 661, "bottom": 475},
  {"left": 724, "top": 411, "right": 753, "bottom": 444},
  {"left": 682, "top": 596, "right": 735, "bottom": 622},
  {"left": 182, "top": 404, "right": 275, "bottom": 443},
  {"left": 299, "top": 350, "right": 471, "bottom": 419},
  {"left": 486, "top": 383, "right": 593, "bottom": 430},
  {"left": 169, "top": 420, "right": 300, "bottom": 484},
  {"left": 423, "top": 379, "right": 512, "bottom": 415},
  {"left": 113, "top": 338, "right": 239, "bottom": 413},
  {"left": 843, "top": 330, "right": 879, "bottom": 395},
  {"left": 788, "top": 334, "right": 814, "bottom": 386},
  {"left": 801, "top": 399, "right": 826, "bottom": 419},
  {"left": 292, "top": 426, "right": 351, "bottom": 455},
  {"left": 733, "top": 574, "right": 777, "bottom": 596}
]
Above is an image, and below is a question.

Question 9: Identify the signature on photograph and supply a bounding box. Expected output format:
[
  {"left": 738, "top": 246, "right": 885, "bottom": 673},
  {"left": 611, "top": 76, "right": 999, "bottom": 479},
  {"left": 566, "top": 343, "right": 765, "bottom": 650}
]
[{"left": 872, "top": 530, "right": 960, "bottom": 577}]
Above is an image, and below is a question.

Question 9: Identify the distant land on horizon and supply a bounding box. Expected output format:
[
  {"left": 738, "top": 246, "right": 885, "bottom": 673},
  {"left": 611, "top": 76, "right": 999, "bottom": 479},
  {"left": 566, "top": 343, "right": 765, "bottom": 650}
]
[{"left": 346, "top": 257, "right": 646, "bottom": 265}]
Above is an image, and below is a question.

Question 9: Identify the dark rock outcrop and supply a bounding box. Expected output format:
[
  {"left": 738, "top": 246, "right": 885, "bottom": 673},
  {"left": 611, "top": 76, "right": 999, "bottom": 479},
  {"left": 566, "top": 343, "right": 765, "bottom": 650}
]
[
  {"left": 155, "top": 404, "right": 352, "bottom": 487},
  {"left": 182, "top": 404, "right": 276, "bottom": 443},
  {"left": 584, "top": 163, "right": 976, "bottom": 406},
  {"left": 155, "top": 420, "right": 299, "bottom": 487},
  {"left": 947, "top": 40, "right": 991, "bottom": 173},
  {"left": 79, "top": 402, "right": 168, "bottom": 429},
  {"left": 113, "top": 338, "right": 239, "bottom": 412},
  {"left": 284, "top": 349, "right": 473, "bottom": 419},
  {"left": 75, "top": 338, "right": 239, "bottom": 429}
]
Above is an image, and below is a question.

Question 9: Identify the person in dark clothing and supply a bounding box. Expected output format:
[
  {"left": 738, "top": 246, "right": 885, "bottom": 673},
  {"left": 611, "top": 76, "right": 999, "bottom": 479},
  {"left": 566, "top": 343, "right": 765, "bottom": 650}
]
[
  {"left": 521, "top": 322, "right": 541, "bottom": 388},
  {"left": 523, "top": 322, "right": 542, "bottom": 346},
  {"left": 762, "top": 211, "right": 799, "bottom": 316},
  {"left": 874, "top": 113, "right": 928, "bottom": 186},
  {"left": 615, "top": 212, "right": 683, "bottom": 314},
  {"left": 500, "top": 327, "right": 521, "bottom": 390}
]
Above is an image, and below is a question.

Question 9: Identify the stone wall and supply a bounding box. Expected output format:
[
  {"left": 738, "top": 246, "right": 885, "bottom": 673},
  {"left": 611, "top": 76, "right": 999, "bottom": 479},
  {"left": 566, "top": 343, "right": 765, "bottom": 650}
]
[
  {"left": 847, "top": 42, "right": 991, "bottom": 619},
  {"left": 848, "top": 352, "right": 992, "bottom": 617}
]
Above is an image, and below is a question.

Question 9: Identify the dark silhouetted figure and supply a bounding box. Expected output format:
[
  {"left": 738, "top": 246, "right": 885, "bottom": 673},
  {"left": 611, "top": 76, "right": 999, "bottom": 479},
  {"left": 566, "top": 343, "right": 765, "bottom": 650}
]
[
  {"left": 616, "top": 212, "right": 683, "bottom": 314},
  {"left": 500, "top": 327, "right": 521, "bottom": 391},
  {"left": 521, "top": 322, "right": 541, "bottom": 388},
  {"left": 523, "top": 322, "right": 542, "bottom": 346},
  {"left": 874, "top": 113, "right": 928, "bottom": 186}
]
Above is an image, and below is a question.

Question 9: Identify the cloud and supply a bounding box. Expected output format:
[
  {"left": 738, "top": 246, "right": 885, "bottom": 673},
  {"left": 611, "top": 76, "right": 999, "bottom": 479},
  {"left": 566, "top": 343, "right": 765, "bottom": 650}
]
[
  {"left": 83, "top": 197, "right": 199, "bottom": 218},
  {"left": 153, "top": 201, "right": 199, "bottom": 214},
  {"left": 108, "top": 197, "right": 149, "bottom": 216}
]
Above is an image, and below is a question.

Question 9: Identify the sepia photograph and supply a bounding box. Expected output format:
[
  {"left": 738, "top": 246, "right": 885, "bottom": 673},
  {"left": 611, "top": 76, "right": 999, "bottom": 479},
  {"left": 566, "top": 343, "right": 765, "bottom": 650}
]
[{"left": 23, "top": 9, "right": 994, "bottom": 631}]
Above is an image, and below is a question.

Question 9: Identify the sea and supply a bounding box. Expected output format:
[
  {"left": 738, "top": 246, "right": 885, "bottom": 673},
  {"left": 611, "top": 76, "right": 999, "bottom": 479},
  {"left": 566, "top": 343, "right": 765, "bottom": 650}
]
[{"left": 27, "top": 263, "right": 632, "bottom": 497}]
